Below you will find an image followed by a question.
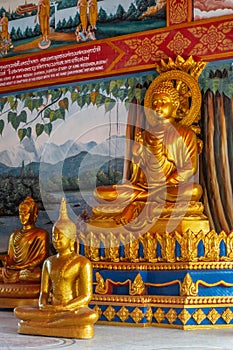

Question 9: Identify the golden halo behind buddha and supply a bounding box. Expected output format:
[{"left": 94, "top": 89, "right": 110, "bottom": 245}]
[{"left": 144, "top": 70, "right": 202, "bottom": 127}]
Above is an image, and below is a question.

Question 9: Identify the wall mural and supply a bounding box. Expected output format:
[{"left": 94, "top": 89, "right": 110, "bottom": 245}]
[
  {"left": 0, "top": 58, "right": 232, "bottom": 253},
  {"left": 0, "top": 0, "right": 166, "bottom": 57},
  {"left": 0, "top": 70, "right": 157, "bottom": 251},
  {"left": 194, "top": 0, "right": 233, "bottom": 20},
  {"left": 0, "top": 1, "right": 232, "bottom": 330}
]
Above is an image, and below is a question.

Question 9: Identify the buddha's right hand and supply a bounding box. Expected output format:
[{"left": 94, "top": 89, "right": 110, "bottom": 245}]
[
  {"left": 39, "top": 304, "right": 55, "bottom": 311},
  {"left": 115, "top": 203, "right": 138, "bottom": 225},
  {"left": 0, "top": 254, "right": 8, "bottom": 266}
]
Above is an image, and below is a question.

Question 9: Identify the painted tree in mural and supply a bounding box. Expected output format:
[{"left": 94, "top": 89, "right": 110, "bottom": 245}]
[
  {"left": 0, "top": 73, "right": 156, "bottom": 141},
  {"left": 198, "top": 63, "right": 233, "bottom": 232},
  {"left": 0, "top": 64, "right": 232, "bottom": 231},
  {"left": 0, "top": 64, "right": 232, "bottom": 142},
  {"left": 0, "top": 73, "right": 156, "bottom": 215}
]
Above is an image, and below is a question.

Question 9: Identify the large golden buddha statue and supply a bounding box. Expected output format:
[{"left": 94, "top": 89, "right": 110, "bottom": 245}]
[
  {"left": 0, "top": 197, "right": 49, "bottom": 283},
  {"left": 14, "top": 198, "right": 98, "bottom": 339},
  {"left": 90, "top": 58, "right": 210, "bottom": 234}
]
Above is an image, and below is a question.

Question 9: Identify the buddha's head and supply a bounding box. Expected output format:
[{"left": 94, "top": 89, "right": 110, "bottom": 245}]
[
  {"left": 52, "top": 198, "right": 77, "bottom": 253},
  {"left": 19, "top": 197, "right": 38, "bottom": 226},
  {"left": 151, "top": 81, "right": 180, "bottom": 120}
]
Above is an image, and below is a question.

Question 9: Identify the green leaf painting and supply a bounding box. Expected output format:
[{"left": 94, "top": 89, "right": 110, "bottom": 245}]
[{"left": 0, "top": 62, "right": 232, "bottom": 141}]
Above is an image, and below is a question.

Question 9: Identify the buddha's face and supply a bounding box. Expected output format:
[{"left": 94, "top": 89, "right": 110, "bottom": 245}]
[
  {"left": 52, "top": 227, "right": 71, "bottom": 253},
  {"left": 152, "top": 92, "right": 176, "bottom": 120},
  {"left": 19, "top": 205, "right": 32, "bottom": 226}
]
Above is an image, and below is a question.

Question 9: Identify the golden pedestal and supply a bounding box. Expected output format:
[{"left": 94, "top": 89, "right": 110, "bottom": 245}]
[
  {"left": 150, "top": 216, "right": 210, "bottom": 235},
  {"left": 0, "top": 283, "right": 40, "bottom": 308},
  {"left": 79, "top": 222, "right": 233, "bottom": 329},
  {"left": 18, "top": 322, "right": 94, "bottom": 339},
  {"left": 90, "top": 200, "right": 210, "bottom": 233}
]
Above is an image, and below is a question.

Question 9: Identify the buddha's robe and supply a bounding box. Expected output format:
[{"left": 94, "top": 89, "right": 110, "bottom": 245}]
[
  {"left": 94, "top": 122, "right": 202, "bottom": 206},
  {"left": 88, "top": 0, "right": 98, "bottom": 28},
  {"left": 1, "top": 16, "right": 9, "bottom": 40},
  {"left": 39, "top": 0, "right": 50, "bottom": 38},
  {"left": 0, "top": 227, "right": 49, "bottom": 283},
  {"left": 78, "top": 0, "right": 88, "bottom": 31}
]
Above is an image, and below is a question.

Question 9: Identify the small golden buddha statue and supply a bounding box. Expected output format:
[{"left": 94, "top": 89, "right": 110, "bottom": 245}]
[
  {"left": 14, "top": 198, "right": 98, "bottom": 339},
  {"left": 0, "top": 197, "right": 49, "bottom": 283},
  {"left": 90, "top": 69, "right": 209, "bottom": 234}
]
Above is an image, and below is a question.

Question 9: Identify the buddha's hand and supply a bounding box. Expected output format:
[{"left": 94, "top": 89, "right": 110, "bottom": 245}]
[
  {"left": 115, "top": 203, "right": 137, "bottom": 225},
  {"left": 1, "top": 254, "right": 17, "bottom": 267},
  {"left": 53, "top": 304, "right": 74, "bottom": 312},
  {"left": 135, "top": 131, "right": 143, "bottom": 144},
  {"left": 7, "top": 264, "right": 23, "bottom": 270},
  {"left": 166, "top": 172, "right": 179, "bottom": 185},
  {"left": 39, "top": 304, "right": 57, "bottom": 311},
  {"left": 0, "top": 254, "right": 7, "bottom": 264},
  {"left": 40, "top": 303, "right": 73, "bottom": 312},
  {"left": 132, "top": 132, "right": 143, "bottom": 162}
]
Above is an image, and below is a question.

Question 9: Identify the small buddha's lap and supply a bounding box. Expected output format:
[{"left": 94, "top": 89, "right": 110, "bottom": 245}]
[{"left": 14, "top": 305, "right": 98, "bottom": 326}]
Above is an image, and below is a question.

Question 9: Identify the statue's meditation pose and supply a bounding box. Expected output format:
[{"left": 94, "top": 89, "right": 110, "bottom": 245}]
[
  {"left": 0, "top": 197, "right": 49, "bottom": 283},
  {"left": 14, "top": 198, "right": 98, "bottom": 339},
  {"left": 91, "top": 76, "right": 205, "bottom": 229}
]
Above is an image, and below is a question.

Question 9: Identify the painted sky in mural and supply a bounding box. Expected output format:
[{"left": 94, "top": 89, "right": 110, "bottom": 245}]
[
  {"left": 194, "top": 0, "right": 233, "bottom": 20},
  {"left": 0, "top": 74, "right": 132, "bottom": 189},
  {"left": 0, "top": 99, "right": 127, "bottom": 168},
  {"left": 1, "top": 0, "right": 132, "bottom": 13}
]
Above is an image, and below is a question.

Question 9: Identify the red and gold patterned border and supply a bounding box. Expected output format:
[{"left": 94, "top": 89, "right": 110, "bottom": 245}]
[
  {"left": 167, "top": 0, "right": 193, "bottom": 26},
  {"left": 111, "top": 14, "right": 233, "bottom": 73},
  {"left": 0, "top": 13, "right": 233, "bottom": 94}
]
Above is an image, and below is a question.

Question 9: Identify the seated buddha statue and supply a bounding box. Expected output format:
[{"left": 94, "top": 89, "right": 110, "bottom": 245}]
[
  {"left": 90, "top": 76, "right": 209, "bottom": 233},
  {"left": 14, "top": 198, "right": 98, "bottom": 339},
  {"left": 0, "top": 196, "right": 49, "bottom": 283}
]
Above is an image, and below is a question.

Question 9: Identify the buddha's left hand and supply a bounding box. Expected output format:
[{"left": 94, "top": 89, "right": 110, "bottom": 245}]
[{"left": 43, "top": 304, "right": 72, "bottom": 312}]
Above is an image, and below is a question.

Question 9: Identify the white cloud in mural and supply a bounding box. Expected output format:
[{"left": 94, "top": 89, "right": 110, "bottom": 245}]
[{"left": 194, "top": 0, "right": 233, "bottom": 19}]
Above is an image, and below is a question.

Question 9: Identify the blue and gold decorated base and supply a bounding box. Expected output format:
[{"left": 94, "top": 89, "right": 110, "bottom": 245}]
[
  {"left": 79, "top": 228, "right": 233, "bottom": 329},
  {"left": 89, "top": 261, "right": 233, "bottom": 329},
  {"left": 4, "top": 261, "right": 233, "bottom": 328}
]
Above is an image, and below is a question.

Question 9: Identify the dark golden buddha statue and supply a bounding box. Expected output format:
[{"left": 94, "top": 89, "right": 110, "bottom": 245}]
[
  {"left": 90, "top": 63, "right": 210, "bottom": 234},
  {"left": 14, "top": 198, "right": 98, "bottom": 339},
  {"left": 0, "top": 196, "right": 49, "bottom": 284}
]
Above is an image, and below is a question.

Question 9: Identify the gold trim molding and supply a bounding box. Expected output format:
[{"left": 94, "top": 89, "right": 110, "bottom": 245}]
[
  {"left": 91, "top": 294, "right": 233, "bottom": 306},
  {"left": 90, "top": 302, "right": 233, "bottom": 328},
  {"left": 92, "top": 261, "right": 233, "bottom": 271},
  {"left": 94, "top": 272, "right": 233, "bottom": 298},
  {"left": 80, "top": 229, "right": 233, "bottom": 263}
]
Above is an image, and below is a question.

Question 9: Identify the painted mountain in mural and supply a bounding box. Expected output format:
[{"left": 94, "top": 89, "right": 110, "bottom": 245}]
[
  {"left": 0, "top": 135, "right": 125, "bottom": 215},
  {"left": 0, "top": 135, "right": 126, "bottom": 176},
  {"left": 0, "top": 138, "right": 97, "bottom": 167}
]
